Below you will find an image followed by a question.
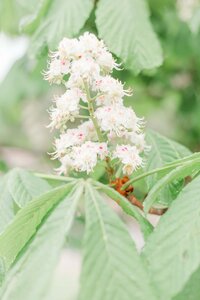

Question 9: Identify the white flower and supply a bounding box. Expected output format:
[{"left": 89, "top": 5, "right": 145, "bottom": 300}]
[
  {"left": 94, "top": 76, "right": 131, "bottom": 105},
  {"left": 58, "top": 37, "right": 83, "bottom": 60},
  {"left": 57, "top": 141, "right": 108, "bottom": 175},
  {"left": 96, "top": 49, "right": 120, "bottom": 73},
  {"left": 70, "top": 141, "right": 108, "bottom": 174},
  {"left": 44, "top": 58, "right": 70, "bottom": 84},
  {"left": 53, "top": 120, "right": 98, "bottom": 159},
  {"left": 79, "top": 32, "right": 120, "bottom": 72},
  {"left": 70, "top": 56, "right": 100, "bottom": 83},
  {"left": 96, "top": 142, "right": 109, "bottom": 160},
  {"left": 57, "top": 155, "right": 73, "bottom": 175},
  {"left": 79, "top": 32, "right": 105, "bottom": 57},
  {"left": 113, "top": 144, "right": 143, "bottom": 175},
  {"left": 54, "top": 128, "right": 87, "bottom": 158},
  {"left": 95, "top": 94, "right": 123, "bottom": 106},
  {"left": 57, "top": 89, "right": 80, "bottom": 111},
  {"left": 48, "top": 89, "right": 81, "bottom": 129},
  {"left": 79, "top": 120, "right": 97, "bottom": 141},
  {"left": 127, "top": 132, "right": 148, "bottom": 152},
  {"left": 66, "top": 56, "right": 100, "bottom": 89},
  {"left": 71, "top": 144, "right": 97, "bottom": 174},
  {"left": 95, "top": 105, "right": 141, "bottom": 137}
]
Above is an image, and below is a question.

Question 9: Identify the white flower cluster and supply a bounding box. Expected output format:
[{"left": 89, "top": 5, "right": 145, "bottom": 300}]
[{"left": 45, "top": 32, "right": 148, "bottom": 175}]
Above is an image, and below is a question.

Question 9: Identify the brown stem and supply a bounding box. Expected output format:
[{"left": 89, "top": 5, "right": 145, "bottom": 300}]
[{"left": 128, "top": 195, "right": 168, "bottom": 216}]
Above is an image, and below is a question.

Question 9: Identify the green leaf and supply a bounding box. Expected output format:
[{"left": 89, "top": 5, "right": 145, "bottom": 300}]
[
  {"left": 0, "top": 182, "right": 75, "bottom": 276},
  {"left": 169, "top": 139, "right": 192, "bottom": 157},
  {"left": 145, "top": 130, "right": 192, "bottom": 206},
  {"left": 29, "top": 0, "right": 94, "bottom": 56},
  {"left": 0, "top": 168, "right": 50, "bottom": 233},
  {"left": 93, "top": 180, "right": 153, "bottom": 239},
  {"left": 20, "top": 0, "right": 51, "bottom": 34},
  {"left": 0, "top": 184, "right": 83, "bottom": 300},
  {"left": 8, "top": 168, "right": 50, "bottom": 207},
  {"left": 0, "top": 176, "right": 15, "bottom": 235},
  {"left": 123, "top": 152, "right": 200, "bottom": 188},
  {"left": 143, "top": 158, "right": 200, "bottom": 213},
  {"left": 143, "top": 175, "right": 200, "bottom": 299},
  {"left": 0, "top": 0, "right": 37, "bottom": 34},
  {"left": 95, "top": 0, "right": 163, "bottom": 73},
  {"left": 173, "top": 266, "right": 200, "bottom": 300},
  {"left": 78, "top": 184, "right": 157, "bottom": 300},
  {"left": 146, "top": 130, "right": 192, "bottom": 187}
]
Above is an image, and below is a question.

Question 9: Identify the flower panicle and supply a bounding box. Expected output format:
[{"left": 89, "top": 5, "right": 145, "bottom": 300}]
[{"left": 45, "top": 32, "right": 149, "bottom": 176}]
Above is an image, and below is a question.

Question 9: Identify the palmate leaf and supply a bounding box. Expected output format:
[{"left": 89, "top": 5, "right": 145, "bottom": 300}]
[
  {"left": 145, "top": 130, "right": 192, "bottom": 207},
  {"left": 143, "top": 175, "right": 200, "bottom": 300},
  {"left": 95, "top": 0, "right": 163, "bottom": 73},
  {"left": 0, "top": 183, "right": 83, "bottom": 300},
  {"left": 78, "top": 183, "right": 157, "bottom": 300},
  {"left": 0, "top": 168, "right": 50, "bottom": 233},
  {"left": 0, "top": 181, "right": 76, "bottom": 277},
  {"left": 29, "top": 0, "right": 94, "bottom": 56}
]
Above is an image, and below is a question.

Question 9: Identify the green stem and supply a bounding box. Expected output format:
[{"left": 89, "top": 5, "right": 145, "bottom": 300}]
[
  {"left": 34, "top": 172, "right": 75, "bottom": 183},
  {"left": 193, "top": 169, "right": 200, "bottom": 179},
  {"left": 83, "top": 81, "right": 114, "bottom": 181},
  {"left": 122, "top": 157, "right": 200, "bottom": 190},
  {"left": 83, "top": 81, "right": 104, "bottom": 142},
  {"left": 91, "top": 92, "right": 104, "bottom": 101},
  {"left": 79, "top": 104, "right": 89, "bottom": 110},
  {"left": 76, "top": 115, "right": 90, "bottom": 119}
]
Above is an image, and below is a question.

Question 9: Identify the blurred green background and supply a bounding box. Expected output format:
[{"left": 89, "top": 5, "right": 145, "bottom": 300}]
[{"left": 0, "top": 0, "right": 200, "bottom": 173}]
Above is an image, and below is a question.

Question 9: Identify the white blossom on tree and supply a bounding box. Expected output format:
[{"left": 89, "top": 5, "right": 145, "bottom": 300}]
[{"left": 45, "top": 32, "right": 148, "bottom": 175}]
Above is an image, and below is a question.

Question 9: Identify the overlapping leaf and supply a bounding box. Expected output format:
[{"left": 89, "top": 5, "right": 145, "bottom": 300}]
[
  {"left": 0, "top": 0, "right": 37, "bottom": 34},
  {"left": 29, "top": 0, "right": 94, "bottom": 56},
  {"left": 0, "top": 184, "right": 83, "bottom": 300},
  {"left": 145, "top": 130, "right": 192, "bottom": 206},
  {"left": 8, "top": 168, "right": 50, "bottom": 207},
  {"left": 96, "top": 0, "right": 163, "bottom": 73},
  {"left": 143, "top": 175, "right": 200, "bottom": 299},
  {"left": 0, "top": 182, "right": 75, "bottom": 276},
  {"left": 79, "top": 184, "right": 157, "bottom": 300},
  {"left": 0, "top": 169, "right": 50, "bottom": 233},
  {"left": 20, "top": 0, "right": 51, "bottom": 34},
  {"left": 146, "top": 130, "right": 192, "bottom": 186},
  {"left": 144, "top": 158, "right": 200, "bottom": 213}
]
